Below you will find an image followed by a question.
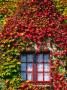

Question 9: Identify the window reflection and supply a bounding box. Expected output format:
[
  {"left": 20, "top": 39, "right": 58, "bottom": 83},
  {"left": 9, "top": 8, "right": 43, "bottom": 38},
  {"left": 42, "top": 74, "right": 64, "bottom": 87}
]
[
  {"left": 27, "top": 73, "right": 32, "bottom": 80},
  {"left": 21, "top": 63, "right": 26, "bottom": 71},
  {"left": 27, "top": 54, "right": 33, "bottom": 62},
  {"left": 21, "top": 55, "right": 26, "bottom": 62},
  {"left": 44, "top": 54, "right": 49, "bottom": 62},
  {"left": 38, "top": 73, "right": 43, "bottom": 81},
  {"left": 27, "top": 63, "right": 32, "bottom": 71},
  {"left": 37, "top": 64, "right": 43, "bottom": 72},
  {"left": 44, "top": 64, "right": 50, "bottom": 72},
  {"left": 37, "top": 54, "right": 43, "bottom": 62},
  {"left": 21, "top": 72, "right": 26, "bottom": 80},
  {"left": 44, "top": 73, "right": 50, "bottom": 81}
]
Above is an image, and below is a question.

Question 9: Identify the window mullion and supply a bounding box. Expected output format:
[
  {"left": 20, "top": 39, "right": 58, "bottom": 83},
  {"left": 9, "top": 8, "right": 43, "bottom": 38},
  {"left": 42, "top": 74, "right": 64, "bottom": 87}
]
[
  {"left": 35, "top": 53, "right": 37, "bottom": 81},
  {"left": 36, "top": 61, "right": 37, "bottom": 81},
  {"left": 43, "top": 54, "right": 44, "bottom": 81},
  {"left": 32, "top": 54, "right": 34, "bottom": 81},
  {"left": 26, "top": 54, "right": 27, "bottom": 80},
  {"left": 33, "top": 54, "right": 37, "bottom": 81}
]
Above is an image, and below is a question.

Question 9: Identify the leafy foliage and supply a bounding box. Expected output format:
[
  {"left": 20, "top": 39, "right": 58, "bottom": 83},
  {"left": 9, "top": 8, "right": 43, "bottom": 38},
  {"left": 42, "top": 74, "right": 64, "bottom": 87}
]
[
  {"left": 0, "top": 0, "right": 21, "bottom": 25},
  {"left": 0, "top": 79, "right": 7, "bottom": 90},
  {"left": 0, "top": 50, "right": 21, "bottom": 89},
  {"left": 19, "top": 81, "right": 52, "bottom": 90},
  {"left": 0, "top": 0, "right": 67, "bottom": 89},
  {"left": 53, "top": 0, "right": 67, "bottom": 16},
  {"left": 51, "top": 60, "right": 67, "bottom": 90},
  {"left": 1, "top": 0, "right": 67, "bottom": 50}
]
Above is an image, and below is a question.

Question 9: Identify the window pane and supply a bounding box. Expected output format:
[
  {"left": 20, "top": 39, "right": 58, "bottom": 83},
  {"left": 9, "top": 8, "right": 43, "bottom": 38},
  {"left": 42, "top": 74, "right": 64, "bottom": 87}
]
[
  {"left": 21, "top": 72, "right": 26, "bottom": 80},
  {"left": 27, "top": 73, "right": 32, "bottom": 81},
  {"left": 44, "top": 54, "right": 49, "bottom": 62},
  {"left": 44, "top": 64, "right": 50, "bottom": 72},
  {"left": 27, "top": 54, "right": 33, "bottom": 62},
  {"left": 21, "top": 63, "right": 26, "bottom": 71},
  {"left": 27, "top": 63, "right": 32, "bottom": 72},
  {"left": 37, "top": 54, "right": 43, "bottom": 62},
  {"left": 21, "top": 55, "right": 26, "bottom": 62},
  {"left": 44, "top": 73, "right": 50, "bottom": 81},
  {"left": 37, "top": 64, "right": 43, "bottom": 72},
  {"left": 38, "top": 73, "right": 43, "bottom": 81}
]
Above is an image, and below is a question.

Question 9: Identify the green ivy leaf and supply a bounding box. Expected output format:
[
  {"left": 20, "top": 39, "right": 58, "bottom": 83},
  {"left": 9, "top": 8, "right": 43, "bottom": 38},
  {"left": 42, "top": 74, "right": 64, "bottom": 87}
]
[{"left": 58, "top": 66, "right": 64, "bottom": 73}]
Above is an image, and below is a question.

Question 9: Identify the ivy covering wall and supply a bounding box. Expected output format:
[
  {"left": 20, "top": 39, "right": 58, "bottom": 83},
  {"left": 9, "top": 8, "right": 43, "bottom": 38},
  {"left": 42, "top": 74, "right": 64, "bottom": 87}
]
[
  {"left": 0, "top": 0, "right": 20, "bottom": 25},
  {"left": 0, "top": 0, "right": 67, "bottom": 90},
  {"left": 53, "top": 0, "right": 67, "bottom": 16}
]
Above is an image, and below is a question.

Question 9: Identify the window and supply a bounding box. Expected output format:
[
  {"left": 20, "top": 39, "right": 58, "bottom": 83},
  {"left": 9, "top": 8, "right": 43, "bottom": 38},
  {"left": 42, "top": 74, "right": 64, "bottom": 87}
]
[{"left": 21, "top": 53, "right": 51, "bottom": 82}]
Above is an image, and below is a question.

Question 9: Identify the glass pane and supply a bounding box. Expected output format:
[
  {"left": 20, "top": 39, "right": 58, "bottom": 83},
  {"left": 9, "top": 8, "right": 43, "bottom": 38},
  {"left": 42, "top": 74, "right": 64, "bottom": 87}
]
[
  {"left": 21, "top": 72, "right": 26, "bottom": 80},
  {"left": 44, "top": 73, "right": 50, "bottom": 81},
  {"left": 27, "top": 73, "right": 32, "bottom": 81},
  {"left": 38, "top": 73, "right": 43, "bottom": 81},
  {"left": 37, "top": 54, "right": 43, "bottom": 62},
  {"left": 27, "top": 63, "right": 32, "bottom": 71},
  {"left": 27, "top": 54, "right": 33, "bottom": 62},
  {"left": 44, "top": 64, "right": 50, "bottom": 72},
  {"left": 21, "top": 55, "right": 26, "bottom": 62},
  {"left": 21, "top": 63, "right": 26, "bottom": 71},
  {"left": 37, "top": 64, "right": 43, "bottom": 72},
  {"left": 44, "top": 54, "right": 49, "bottom": 62}
]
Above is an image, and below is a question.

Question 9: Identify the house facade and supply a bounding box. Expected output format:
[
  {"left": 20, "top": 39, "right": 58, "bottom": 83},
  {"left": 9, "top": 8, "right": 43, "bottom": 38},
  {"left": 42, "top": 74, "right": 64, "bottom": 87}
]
[{"left": 0, "top": 0, "right": 67, "bottom": 90}]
